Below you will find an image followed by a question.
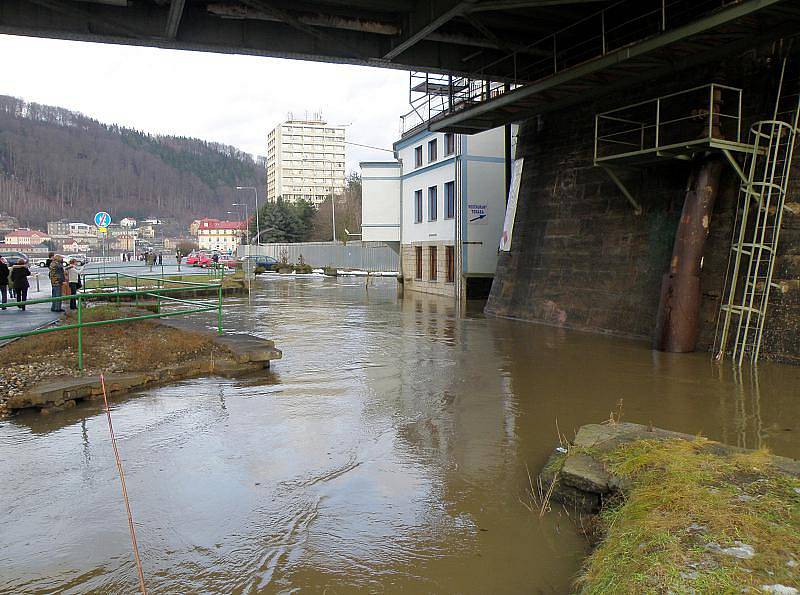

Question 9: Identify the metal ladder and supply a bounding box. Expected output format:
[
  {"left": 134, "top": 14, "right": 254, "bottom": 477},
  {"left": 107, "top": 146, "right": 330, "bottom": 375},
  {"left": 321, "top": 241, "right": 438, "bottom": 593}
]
[{"left": 715, "top": 61, "right": 800, "bottom": 365}]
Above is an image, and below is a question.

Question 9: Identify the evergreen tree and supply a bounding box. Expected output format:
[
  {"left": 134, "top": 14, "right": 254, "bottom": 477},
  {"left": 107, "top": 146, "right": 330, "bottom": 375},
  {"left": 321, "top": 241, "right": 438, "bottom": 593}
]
[{"left": 253, "top": 199, "right": 315, "bottom": 243}]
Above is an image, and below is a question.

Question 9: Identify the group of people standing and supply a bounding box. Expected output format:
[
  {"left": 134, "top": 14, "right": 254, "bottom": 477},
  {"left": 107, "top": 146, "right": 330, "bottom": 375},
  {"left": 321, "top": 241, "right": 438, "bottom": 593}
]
[
  {"left": 0, "top": 253, "right": 81, "bottom": 313},
  {"left": 46, "top": 253, "right": 82, "bottom": 312},
  {"left": 0, "top": 257, "right": 32, "bottom": 310},
  {"left": 121, "top": 251, "right": 163, "bottom": 266}
]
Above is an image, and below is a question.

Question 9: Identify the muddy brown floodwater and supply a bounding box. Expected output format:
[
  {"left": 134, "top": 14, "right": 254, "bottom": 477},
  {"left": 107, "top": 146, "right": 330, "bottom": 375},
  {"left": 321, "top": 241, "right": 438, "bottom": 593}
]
[{"left": 2, "top": 276, "right": 800, "bottom": 594}]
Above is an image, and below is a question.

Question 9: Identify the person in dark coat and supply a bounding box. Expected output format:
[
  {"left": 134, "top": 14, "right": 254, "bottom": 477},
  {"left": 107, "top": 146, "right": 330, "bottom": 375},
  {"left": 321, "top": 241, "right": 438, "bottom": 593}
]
[
  {"left": 0, "top": 256, "right": 9, "bottom": 310},
  {"left": 10, "top": 259, "right": 30, "bottom": 310}
]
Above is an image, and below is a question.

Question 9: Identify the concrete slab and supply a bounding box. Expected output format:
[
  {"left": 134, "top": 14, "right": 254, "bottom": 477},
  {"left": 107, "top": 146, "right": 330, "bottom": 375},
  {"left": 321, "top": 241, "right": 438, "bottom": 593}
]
[
  {"left": 157, "top": 318, "right": 282, "bottom": 365},
  {"left": 213, "top": 334, "right": 281, "bottom": 364}
]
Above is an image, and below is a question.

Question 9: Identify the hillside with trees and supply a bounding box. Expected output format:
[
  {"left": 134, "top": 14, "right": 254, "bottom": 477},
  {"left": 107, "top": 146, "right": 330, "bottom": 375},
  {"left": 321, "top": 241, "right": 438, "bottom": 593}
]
[{"left": 0, "top": 95, "right": 264, "bottom": 228}]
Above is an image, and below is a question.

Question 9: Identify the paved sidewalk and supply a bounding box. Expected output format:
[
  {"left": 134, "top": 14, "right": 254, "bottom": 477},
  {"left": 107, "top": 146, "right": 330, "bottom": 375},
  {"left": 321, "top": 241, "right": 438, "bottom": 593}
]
[{"left": 0, "top": 277, "right": 64, "bottom": 346}]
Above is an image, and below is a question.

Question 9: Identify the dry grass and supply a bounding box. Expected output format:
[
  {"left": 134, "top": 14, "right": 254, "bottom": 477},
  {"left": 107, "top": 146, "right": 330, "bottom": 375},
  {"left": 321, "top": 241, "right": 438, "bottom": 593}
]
[
  {"left": 577, "top": 439, "right": 800, "bottom": 594},
  {"left": 2, "top": 305, "right": 226, "bottom": 371}
]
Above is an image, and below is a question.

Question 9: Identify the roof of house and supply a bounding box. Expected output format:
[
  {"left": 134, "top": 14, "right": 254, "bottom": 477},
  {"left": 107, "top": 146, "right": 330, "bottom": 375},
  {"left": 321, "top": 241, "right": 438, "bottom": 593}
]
[
  {"left": 198, "top": 219, "right": 245, "bottom": 231},
  {"left": 5, "top": 228, "right": 50, "bottom": 238}
]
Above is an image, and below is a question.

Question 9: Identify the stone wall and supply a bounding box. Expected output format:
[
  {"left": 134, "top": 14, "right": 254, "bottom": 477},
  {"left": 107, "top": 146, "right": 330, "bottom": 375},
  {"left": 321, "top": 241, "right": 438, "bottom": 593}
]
[{"left": 486, "top": 47, "right": 800, "bottom": 361}]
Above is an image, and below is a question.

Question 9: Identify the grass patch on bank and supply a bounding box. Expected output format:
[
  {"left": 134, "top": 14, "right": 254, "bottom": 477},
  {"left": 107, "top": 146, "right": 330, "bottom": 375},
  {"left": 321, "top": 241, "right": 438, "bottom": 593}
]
[
  {"left": 1, "top": 304, "right": 226, "bottom": 372},
  {"left": 577, "top": 439, "right": 800, "bottom": 594}
]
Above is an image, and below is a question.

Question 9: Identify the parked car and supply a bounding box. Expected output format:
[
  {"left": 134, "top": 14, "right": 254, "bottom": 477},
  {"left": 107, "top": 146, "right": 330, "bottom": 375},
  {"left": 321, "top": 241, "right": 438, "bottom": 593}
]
[
  {"left": 35, "top": 254, "right": 63, "bottom": 267},
  {"left": 218, "top": 255, "right": 239, "bottom": 269},
  {"left": 64, "top": 254, "right": 88, "bottom": 266},
  {"left": 1, "top": 251, "right": 30, "bottom": 266},
  {"left": 242, "top": 255, "right": 278, "bottom": 271},
  {"left": 186, "top": 251, "right": 213, "bottom": 267},
  {"left": 185, "top": 251, "right": 201, "bottom": 266}
]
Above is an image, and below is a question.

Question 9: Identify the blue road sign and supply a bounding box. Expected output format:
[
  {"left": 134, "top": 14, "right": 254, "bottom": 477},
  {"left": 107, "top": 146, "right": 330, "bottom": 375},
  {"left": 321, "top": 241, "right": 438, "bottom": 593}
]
[{"left": 94, "top": 211, "right": 112, "bottom": 228}]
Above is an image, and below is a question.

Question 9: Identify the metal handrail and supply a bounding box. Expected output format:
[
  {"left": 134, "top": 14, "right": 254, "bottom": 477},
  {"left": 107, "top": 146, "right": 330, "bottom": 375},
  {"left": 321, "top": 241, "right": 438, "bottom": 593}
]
[
  {"left": 0, "top": 279, "right": 224, "bottom": 370},
  {"left": 405, "top": 0, "right": 740, "bottom": 130},
  {"left": 594, "top": 83, "right": 745, "bottom": 162}
]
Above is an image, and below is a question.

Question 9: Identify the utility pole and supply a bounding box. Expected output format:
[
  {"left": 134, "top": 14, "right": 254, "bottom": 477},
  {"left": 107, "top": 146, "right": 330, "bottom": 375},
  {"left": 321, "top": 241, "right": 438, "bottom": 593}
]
[
  {"left": 331, "top": 182, "right": 337, "bottom": 244},
  {"left": 236, "top": 186, "right": 260, "bottom": 246}
]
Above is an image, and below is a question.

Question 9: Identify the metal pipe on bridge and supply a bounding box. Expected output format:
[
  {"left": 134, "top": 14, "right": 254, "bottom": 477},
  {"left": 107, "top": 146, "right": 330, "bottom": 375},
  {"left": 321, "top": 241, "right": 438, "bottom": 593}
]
[{"left": 655, "top": 155, "right": 724, "bottom": 353}]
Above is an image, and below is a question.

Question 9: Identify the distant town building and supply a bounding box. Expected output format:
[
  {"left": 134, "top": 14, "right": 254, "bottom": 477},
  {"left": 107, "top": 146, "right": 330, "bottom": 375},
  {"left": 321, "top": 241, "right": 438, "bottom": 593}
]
[
  {"left": 1, "top": 243, "right": 48, "bottom": 257},
  {"left": 61, "top": 240, "right": 92, "bottom": 253},
  {"left": 120, "top": 217, "right": 137, "bottom": 228},
  {"left": 195, "top": 218, "right": 246, "bottom": 253},
  {"left": 111, "top": 236, "right": 136, "bottom": 251},
  {"left": 138, "top": 223, "right": 155, "bottom": 239},
  {"left": 361, "top": 126, "right": 513, "bottom": 301},
  {"left": 47, "top": 220, "right": 72, "bottom": 237},
  {"left": 69, "top": 222, "right": 94, "bottom": 238},
  {"left": 48, "top": 220, "right": 95, "bottom": 239},
  {"left": 3, "top": 228, "right": 51, "bottom": 246},
  {"left": 163, "top": 237, "right": 190, "bottom": 251},
  {"left": 266, "top": 115, "right": 346, "bottom": 205}
]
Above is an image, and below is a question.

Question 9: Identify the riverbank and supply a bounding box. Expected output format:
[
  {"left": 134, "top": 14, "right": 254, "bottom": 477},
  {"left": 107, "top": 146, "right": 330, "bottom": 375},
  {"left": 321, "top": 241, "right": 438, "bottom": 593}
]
[
  {"left": 0, "top": 304, "right": 280, "bottom": 416},
  {"left": 541, "top": 423, "right": 800, "bottom": 593}
]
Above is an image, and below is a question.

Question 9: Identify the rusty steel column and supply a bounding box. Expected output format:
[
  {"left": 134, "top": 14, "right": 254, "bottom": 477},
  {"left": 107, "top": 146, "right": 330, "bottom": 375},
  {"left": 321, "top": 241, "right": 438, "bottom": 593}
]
[{"left": 655, "top": 156, "right": 724, "bottom": 353}]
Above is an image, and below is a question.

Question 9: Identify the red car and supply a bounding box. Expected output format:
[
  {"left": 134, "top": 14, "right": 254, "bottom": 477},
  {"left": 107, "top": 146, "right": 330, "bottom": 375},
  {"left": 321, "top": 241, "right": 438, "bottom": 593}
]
[
  {"left": 219, "top": 256, "right": 238, "bottom": 269},
  {"left": 186, "top": 251, "right": 212, "bottom": 267}
]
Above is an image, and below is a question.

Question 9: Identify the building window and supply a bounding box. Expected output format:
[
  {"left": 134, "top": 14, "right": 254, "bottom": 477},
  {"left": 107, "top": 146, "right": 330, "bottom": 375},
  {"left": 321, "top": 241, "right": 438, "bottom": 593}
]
[
  {"left": 446, "top": 246, "right": 455, "bottom": 283},
  {"left": 428, "top": 139, "right": 437, "bottom": 162},
  {"left": 445, "top": 181, "right": 455, "bottom": 219},
  {"left": 415, "top": 246, "right": 423, "bottom": 280},
  {"left": 414, "top": 146, "right": 423, "bottom": 168},
  {"left": 445, "top": 133, "right": 455, "bottom": 155},
  {"left": 414, "top": 190, "right": 423, "bottom": 223},
  {"left": 429, "top": 246, "right": 438, "bottom": 281},
  {"left": 428, "top": 186, "right": 437, "bottom": 221}
]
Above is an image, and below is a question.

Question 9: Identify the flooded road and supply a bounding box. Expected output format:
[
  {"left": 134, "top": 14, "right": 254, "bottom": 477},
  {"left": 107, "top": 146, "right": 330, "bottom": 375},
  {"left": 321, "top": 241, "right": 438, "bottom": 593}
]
[{"left": 2, "top": 276, "right": 800, "bottom": 593}]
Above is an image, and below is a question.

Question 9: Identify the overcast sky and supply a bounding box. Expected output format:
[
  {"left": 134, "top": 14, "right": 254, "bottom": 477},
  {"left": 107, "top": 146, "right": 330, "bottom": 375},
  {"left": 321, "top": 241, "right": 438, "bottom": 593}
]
[{"left": 0, "top": 34, "right": 410, "bottom": 173}]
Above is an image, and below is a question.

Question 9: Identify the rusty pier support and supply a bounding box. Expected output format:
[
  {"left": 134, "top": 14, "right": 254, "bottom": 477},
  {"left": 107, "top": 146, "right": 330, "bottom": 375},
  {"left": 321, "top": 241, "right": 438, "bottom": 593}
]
[{"left": 655, "top": 156, "right": 724, "bottom": 353}]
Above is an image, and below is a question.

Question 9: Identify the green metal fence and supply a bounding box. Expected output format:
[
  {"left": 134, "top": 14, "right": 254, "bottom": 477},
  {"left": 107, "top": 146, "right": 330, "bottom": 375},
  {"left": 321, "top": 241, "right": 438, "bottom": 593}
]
[{"left": 0, "top": 277, "right": 224, "bottom": 371}]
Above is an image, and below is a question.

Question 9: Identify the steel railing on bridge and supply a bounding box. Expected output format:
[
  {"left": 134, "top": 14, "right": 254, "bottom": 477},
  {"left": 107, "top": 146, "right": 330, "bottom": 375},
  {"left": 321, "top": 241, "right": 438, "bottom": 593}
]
[{"left": 402, "top": 0, "right": 746, "bottom": 134}]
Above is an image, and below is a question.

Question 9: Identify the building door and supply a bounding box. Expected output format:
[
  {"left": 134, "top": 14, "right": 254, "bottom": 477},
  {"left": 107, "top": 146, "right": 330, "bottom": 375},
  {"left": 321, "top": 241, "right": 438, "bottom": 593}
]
[
  {"left": 429, "top": 246, "right": 438, "bottom": 281},
  {"left": 415, "top": 246, "right": 423, "bottom": 280}
]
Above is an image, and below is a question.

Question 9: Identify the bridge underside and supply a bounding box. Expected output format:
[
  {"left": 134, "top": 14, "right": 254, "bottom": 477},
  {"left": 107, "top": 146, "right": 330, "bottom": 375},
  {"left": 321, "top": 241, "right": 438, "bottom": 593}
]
[
  {"left": 0, "top": 0, "right": 624, "bottom": 78},
  {"left": 3, "top": 1, "right": 800, "bottom": 135}
]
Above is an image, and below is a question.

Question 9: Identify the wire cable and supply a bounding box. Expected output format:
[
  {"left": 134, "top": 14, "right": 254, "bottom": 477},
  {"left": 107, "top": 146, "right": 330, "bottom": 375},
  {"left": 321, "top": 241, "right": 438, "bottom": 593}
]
[{"left": 100, "top": 373, "right": 148, "bottom": 595}]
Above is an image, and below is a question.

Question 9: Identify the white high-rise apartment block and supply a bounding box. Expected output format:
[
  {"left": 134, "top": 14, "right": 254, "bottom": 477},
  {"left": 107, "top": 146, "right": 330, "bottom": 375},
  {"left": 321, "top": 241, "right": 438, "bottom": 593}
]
[{"left": 265, "top": 116, "right": 346, "bottom": 205}]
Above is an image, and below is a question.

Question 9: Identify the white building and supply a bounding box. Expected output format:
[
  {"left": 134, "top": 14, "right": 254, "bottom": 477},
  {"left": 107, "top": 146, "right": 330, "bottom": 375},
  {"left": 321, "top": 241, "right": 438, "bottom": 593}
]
[
  {"left": 266, "top": 116, "right": 346, "bottom": 205},
  {"left": 361, "top": 127, "right": 511, "bottom": 300},
  {"left": 196, "top": 218, "right": 245, "bottom": 253},
  {"left": 68, "top": 222, "right": 95, "bottom": 238},
  {"left": 360, "top": 162, "right": 401, "bottom": 244},
  {"left": 3, "top": 228, "right": 51, "bottom": 246},
  {"left": 120, "top": 217, "right": 137, "bottom": 228}
]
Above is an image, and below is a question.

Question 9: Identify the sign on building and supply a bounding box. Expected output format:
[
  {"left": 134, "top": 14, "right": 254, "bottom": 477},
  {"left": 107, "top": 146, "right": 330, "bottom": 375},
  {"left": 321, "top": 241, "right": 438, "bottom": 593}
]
[{"left": 468, "top": 203, "right": 488, "bottom": 225}]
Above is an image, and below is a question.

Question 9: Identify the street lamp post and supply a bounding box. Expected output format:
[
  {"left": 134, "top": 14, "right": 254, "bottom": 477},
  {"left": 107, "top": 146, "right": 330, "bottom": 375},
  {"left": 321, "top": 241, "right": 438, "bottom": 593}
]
[
  {"left": 231, "top": 202, "right": 249, "bottom": 240},
  {"left": 232, "top": 203, "right": 249, "bottom": 266},
  {"left": 236, "top": 186, "right": 260, "bottom": 246}
]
